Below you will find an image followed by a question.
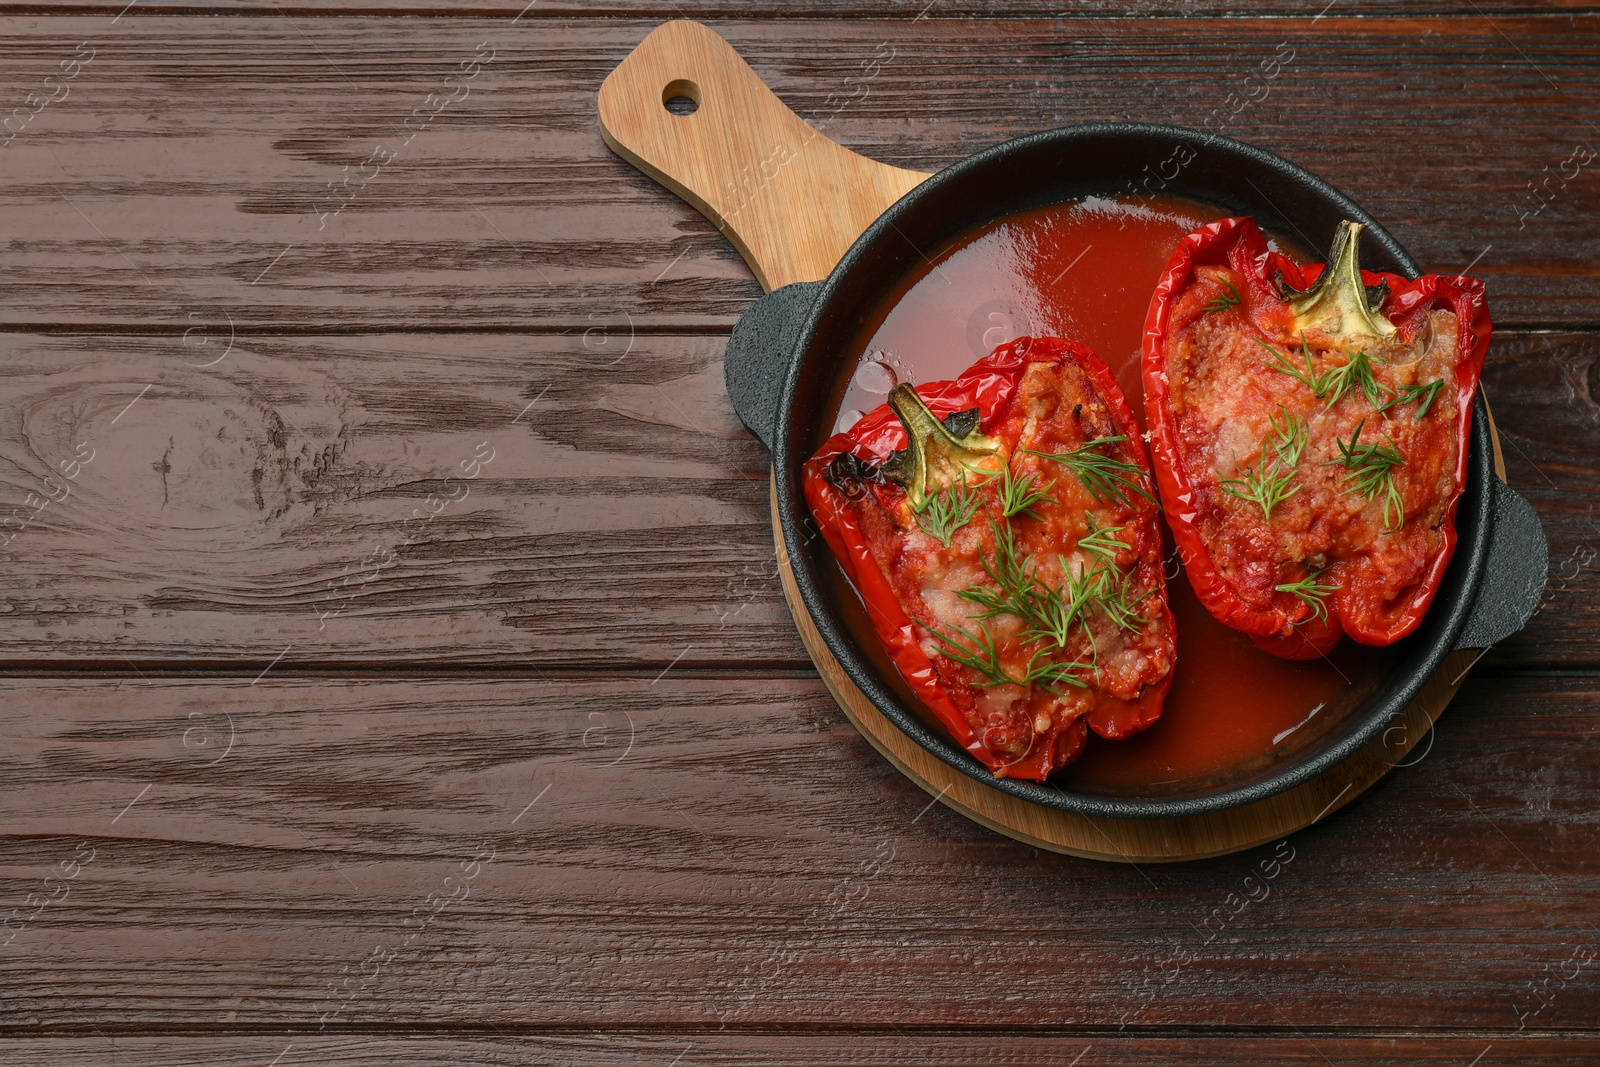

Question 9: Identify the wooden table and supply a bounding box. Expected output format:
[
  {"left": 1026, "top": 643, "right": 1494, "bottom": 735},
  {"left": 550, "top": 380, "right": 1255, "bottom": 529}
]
[{"left": 1, "top": 3, "right": 1596, "bottom": 1063}]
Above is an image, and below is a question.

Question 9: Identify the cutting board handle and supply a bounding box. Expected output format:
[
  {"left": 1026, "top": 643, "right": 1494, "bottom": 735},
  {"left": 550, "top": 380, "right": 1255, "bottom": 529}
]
[{"left": 598, "top": 20, "right": 931, "bottom": 292}]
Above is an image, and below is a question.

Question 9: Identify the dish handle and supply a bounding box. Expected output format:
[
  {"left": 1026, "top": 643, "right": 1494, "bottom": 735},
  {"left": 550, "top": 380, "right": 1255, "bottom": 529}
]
[
  {"left": 1452, "top": 477, "right": 1547, "bottom": 651},
  {"left": 724, "top": 281, "right": 825, "bottom": 452},
  {"left": 597, "top": 20, "right": 930, "bottom": 292}
]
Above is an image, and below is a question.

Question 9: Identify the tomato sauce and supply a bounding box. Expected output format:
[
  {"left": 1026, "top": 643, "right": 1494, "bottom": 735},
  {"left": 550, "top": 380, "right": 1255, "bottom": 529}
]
[{"left": 825, "top": 194, "right": 1393, "bottom": 795}]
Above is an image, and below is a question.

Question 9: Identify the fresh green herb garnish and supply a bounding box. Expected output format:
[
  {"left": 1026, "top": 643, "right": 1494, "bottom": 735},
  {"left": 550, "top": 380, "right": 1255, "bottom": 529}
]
[
  {"left": 956, "top": 458, "right": 1003, "bottom": 486},
  {"left": 1218, "top": 461, "right": 1300, "bottom": 521},
  {"left": 958, "top": 520, "right": 1046, "bottom": 624},
  {"left": 1023, "top": 554, "right": 1150, "bottom": 651},
  {"left": 1321, "top": 349, "right": 1386, "bottom": 409},
  {"left": 1376, "top": 378, "right": 1444, "bottom": 421},
  {"left": 1076, "top": 513, "right": 1127, "bottom": 565},
  {"left": 1088, "top": 564, "right": 1152, "bottom": 633},
  {"left": 1217, "top": 407, "right": 1307, "bottom": 521},
  {"left": 1026, "top": 561, "right": 1104, "bottom": 650},
  {"left": 1327, "top": 419, "right": 1406, "bottom": 531},
  {"left": 1268, "top": 406, "right": 1308, "bottom": 468},
  {"left": 1202, "top": 277, "right": 1243, "bottom": 314},
  {"left": 998, "top": 462, "right": 1056, "bottom": 520},
  {"left": 919, "top": 617, "right": 1092, "bottom": 693},
  {"left": 1023, "top": 436, "right": 1155, "bottom": 508},
  {"left": 1022, "top": 647, "right": 1092, "bottom": 693},
  {"left": 919, "top": 620, "right": 1020, "bottom": 688},
  {"left": 1260, "top": 337, "right": 1336, "bottom": 398},
  {"left": 957, "top": 518, "right": 1148, "bottom": 655},
  {"left": 1262, "top": 337, "right": 1387, "bottom": 410},
  {"left": 913, "top": 478, "right": 982, "bottom": 547},
  {"left": 1274, "top": 569, "right": 1339, "bottom": 624}
]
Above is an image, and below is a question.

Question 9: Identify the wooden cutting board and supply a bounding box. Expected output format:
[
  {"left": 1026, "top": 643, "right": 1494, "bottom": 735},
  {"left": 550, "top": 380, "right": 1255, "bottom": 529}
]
[{"left": 599, "top": 19, "right": 1502, "bottom": 862}]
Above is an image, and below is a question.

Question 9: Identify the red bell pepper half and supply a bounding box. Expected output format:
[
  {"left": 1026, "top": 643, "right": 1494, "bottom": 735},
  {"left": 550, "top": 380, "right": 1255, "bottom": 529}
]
[
  {"left": 803, "top": 337, "right": 1176, "bottom": 781},
  {"left": 1142, "top": 217, "right": 1491, "bottom": 659}
]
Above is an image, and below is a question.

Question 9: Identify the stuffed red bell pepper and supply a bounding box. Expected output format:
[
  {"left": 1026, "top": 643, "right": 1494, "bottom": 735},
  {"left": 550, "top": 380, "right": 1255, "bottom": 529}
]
[
  {"left": 1143, "top": 217, "right": 1491, "bottom": 659},
  {"left": 803, "top": 336, "right": 1176, "bottom": 780}
]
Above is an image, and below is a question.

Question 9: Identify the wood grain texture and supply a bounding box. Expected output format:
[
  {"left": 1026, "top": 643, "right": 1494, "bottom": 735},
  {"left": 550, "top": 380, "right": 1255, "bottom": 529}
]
[
  {"left": 0, "top": 328, "right": 1585, "bottom": 669},
  {"left": 0, "top": 5, "right": 1595, "bottom": 1057},
  {"left": 0, "top": 329, "right": 787, "bottom": 668},
  {"left": 599, "top": 20, "right": 929, "bottom": 290},
  {"left": 0, "top": 672, "right": 1596, "bottom": 1031},
  {"left": 1480, "top": 332, "right": 1600, "bottom": 670},
  {"left": 3, "top": 16, "right": 1600, "bottom": 329},
  {"left": 4, "top": 2, "right": 1597, "bottom": 15},
  {"left": 1, "top": 1034, "right": 1599, "bottom": 1067}
]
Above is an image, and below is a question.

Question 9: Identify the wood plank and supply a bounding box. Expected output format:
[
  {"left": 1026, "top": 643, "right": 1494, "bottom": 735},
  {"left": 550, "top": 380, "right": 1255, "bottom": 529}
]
[
  {"left": 6, "top": 2, "right": 1597, "bottom": 15},
  {"left": 1481, "top": 332, "right": 1600, "bottom": 669},
  {"left": 0, "top": 672, "right": 1596, "bottom": 1030},
  {"left": 0, "top": 328, "right": 1587, "bottom": 669},
  {"left": 0, "top": 1033, "right": 1596, "bottom": 1067},
  {"left": 3, "top": 16, "right": 1599, "bottom": 330},
  {"left": 0, "top": 329, "right": 789, "bottom": 669}
]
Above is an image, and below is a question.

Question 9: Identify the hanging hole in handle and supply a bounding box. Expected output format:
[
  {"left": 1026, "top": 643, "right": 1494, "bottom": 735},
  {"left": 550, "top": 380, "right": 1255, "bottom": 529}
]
[{"left": 662, "top": 78, "right": 701, "bottom": 117}]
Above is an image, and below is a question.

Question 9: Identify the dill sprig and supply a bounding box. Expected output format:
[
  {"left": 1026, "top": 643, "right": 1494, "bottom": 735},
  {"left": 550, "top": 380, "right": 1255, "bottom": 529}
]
[
  {"left": 1274, "top": 569, "right": 1339, "bottom": 624},
  {"left": 998, "top": 462, "right": 1056, "bottom": 520},
  {"left": 1217, "top": 407, "right": 1307, "bottom": 521},
  {"left": 1321, "top": 349, "right": 1386, "bottom": 408},
  {"left": 1021, "top": 554, "right": 1150, "bottom": 650},
  {"left": 1019, "top": 589, "right": 1071, "bottom": 650},
  {"left": 1090, "top": 564, "right": 1152, "bottom": 633},
  {"left": 1261, "top": 336, "right": 1387, "bottom": 410},
  {"left": 1076, "top": 513, "right": 1127, "bottom": 565},
  {"left": 913, "top": 478, "right": 982, "bottom": 547},
  {"left": 1025, "top": 561, "right": 1103, "bottom": 650},
  {"left": 1023, "top": 436, "right": 1154, "bottom": 508},
  {"left": 1022, "top": 648, "right": 1092, "bottom": 693},
  {"left": 957, "top": 518, "right": 1148, "bottom": 654},
  {"left": 1260, "top": 337, "right": 1335, "bottom": 397},
  {"left": 1268, "top": 406, "right": 1308, "bottom": 468},
  {"left": 1327, "top": 419, "right": 1406, "bottom": 531},
  {"left": 1202, "top": 277, "right": 1243, "bottom": 314},
  {"left": 1376, "top": 378, "right": 1445, "bottom": 420},
  {"left": 958, "top": 520, "right": 1046, "bottom": 624},
  {"left": 956, "top": 457, "right": 1003, "bottom": 485},
  {"left": 919, "top": 620, "right": 1020, "bottom": 688},
  {"left": 918, "top": 618, "right": 1091, "bottom": 692},
  {"left": 1218, "top": 460, "right": 1300, "bottom": 521}
]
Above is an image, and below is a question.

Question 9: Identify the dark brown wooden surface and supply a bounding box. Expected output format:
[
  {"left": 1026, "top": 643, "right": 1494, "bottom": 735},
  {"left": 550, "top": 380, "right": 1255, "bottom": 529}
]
[
  {"left": 1, "top": 4, "right": 1597, "bottom": 1064},
  {"left": 4, "top": 2, "right": 1600, "bottom": 17},
  {"left": 1, "top": 673, "right": 1598, "bottom": 1030},
  {"left": 5, "top": 16, "right": 1600, "bottom": 329}
]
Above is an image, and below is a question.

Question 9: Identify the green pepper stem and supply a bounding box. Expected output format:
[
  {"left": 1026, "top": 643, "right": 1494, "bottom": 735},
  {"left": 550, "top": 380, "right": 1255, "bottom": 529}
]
[
  {"left": 883, "top": 384, "right": 1003, "bottom": 509},
  {"left": 1286, "top": 220, "right": 1397, "bottom": 343}
]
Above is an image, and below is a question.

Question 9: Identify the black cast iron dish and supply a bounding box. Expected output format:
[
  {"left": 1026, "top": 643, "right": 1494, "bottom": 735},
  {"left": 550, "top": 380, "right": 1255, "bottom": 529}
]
[{"left": 723, "top": 124, "right": 1548, "bottom": 820}]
